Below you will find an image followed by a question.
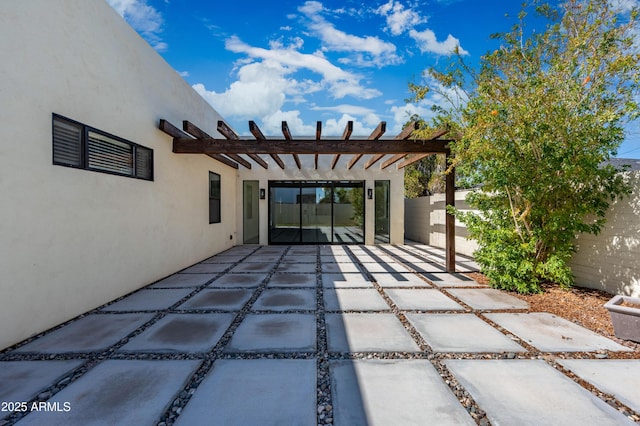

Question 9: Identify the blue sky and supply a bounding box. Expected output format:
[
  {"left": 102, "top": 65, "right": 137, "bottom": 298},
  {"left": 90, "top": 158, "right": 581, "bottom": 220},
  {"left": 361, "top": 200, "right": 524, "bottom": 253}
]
[{"left": 107, "top": 0, "right": 640, "bottom": 158}]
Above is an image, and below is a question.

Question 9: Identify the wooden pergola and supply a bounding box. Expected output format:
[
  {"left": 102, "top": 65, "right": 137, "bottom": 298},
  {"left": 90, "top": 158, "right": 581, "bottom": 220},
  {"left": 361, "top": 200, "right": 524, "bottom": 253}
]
[{"left": 158, "top": 118, "right": 458, "bottom": 272}]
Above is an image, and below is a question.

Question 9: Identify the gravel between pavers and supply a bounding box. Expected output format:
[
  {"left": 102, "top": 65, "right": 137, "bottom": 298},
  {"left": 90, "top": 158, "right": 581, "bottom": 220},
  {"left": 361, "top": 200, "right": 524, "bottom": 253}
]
[{"left": 2, "top": 244, "right": 639, "bottom": 426}]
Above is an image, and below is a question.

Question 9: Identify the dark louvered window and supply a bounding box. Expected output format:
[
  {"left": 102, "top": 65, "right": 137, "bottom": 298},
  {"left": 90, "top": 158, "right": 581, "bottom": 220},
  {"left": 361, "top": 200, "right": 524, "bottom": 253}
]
[
  {"left": 52, "top": 114, "right": 153, "bottom": 181},
  {"left": 53, "top": 118, "right": 83, "bottom": 167}
]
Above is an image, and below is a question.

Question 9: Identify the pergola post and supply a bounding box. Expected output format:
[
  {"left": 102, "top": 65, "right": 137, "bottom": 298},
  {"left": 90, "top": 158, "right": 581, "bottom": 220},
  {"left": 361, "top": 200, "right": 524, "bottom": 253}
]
[{"left": 445, "top": 149, "right": 456, "bottom": 272}]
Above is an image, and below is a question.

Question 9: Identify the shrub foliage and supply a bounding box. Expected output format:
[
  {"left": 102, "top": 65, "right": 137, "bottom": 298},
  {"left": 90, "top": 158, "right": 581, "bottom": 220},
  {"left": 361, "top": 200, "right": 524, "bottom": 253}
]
[{"left": 411, "top": 0, "right": 640, "bottom": 293}]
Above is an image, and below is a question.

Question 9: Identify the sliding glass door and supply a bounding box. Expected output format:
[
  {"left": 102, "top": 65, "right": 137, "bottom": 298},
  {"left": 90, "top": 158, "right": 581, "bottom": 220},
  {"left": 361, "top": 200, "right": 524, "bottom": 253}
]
[{"left": 269, "top": 181, "right": 364, "bottom": 244}]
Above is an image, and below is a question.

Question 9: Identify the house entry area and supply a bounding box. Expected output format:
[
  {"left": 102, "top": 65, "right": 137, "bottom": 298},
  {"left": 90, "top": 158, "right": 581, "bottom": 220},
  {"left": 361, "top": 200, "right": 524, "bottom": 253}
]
[{"left": 269, "top": 181, "right": 364, "bottom": 244}]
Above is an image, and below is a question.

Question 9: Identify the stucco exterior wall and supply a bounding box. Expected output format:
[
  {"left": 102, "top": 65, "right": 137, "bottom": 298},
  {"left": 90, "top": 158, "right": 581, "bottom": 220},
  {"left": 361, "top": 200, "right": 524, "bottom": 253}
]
[
  {"left": 404, "top": 190, "right": 478, "bottom": 257},
  {"left": 570, "top": 171, "right": 640, "bottom": 296},
  {"left": 0, "top": 1, "right": 237, "bottom": 350},
  {"left": 237, "top": 156, "right": 405, "bottom": 245}
]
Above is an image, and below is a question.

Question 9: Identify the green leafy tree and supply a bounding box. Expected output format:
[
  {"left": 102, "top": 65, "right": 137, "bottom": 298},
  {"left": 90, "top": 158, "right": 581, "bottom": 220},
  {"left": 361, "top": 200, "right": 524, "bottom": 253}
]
[{"left": 411, "top": 0, "right": 639, "bottom": 293}]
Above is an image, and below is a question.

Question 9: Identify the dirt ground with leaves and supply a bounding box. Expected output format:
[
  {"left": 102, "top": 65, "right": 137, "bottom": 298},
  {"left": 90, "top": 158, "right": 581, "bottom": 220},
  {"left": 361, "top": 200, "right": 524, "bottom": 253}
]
[{"left": 467, "top": 272, "right": 640, "bottom": 357}]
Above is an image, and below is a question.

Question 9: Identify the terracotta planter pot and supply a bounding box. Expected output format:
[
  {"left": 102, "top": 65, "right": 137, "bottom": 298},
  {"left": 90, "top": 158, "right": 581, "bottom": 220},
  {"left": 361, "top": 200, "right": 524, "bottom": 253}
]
[{"left": 604, "top": 295, "right": 640, "bottom": 343}]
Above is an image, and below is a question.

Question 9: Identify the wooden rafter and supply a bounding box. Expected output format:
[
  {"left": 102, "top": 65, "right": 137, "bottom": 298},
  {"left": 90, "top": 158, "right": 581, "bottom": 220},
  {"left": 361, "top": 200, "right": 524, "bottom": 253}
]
[
  {"left": 158, "top": 119, "right": 239, "bottom": 169},
  {"left": 281, "top": 121, "right": 301, "bottom": 169},
  {"left": 364, "top": 122, "right": 419, "bottom": 170},
  {"left": 331, "top": 121, "right": 353, "bottom": 170},
  {"left": 387, "top": 129, "right": 451, "bottom": 169},
  {"left": 217, "top": 121, "right": 268, "bottom": 169},
  {"left": 250, "top": 121, "right": 285, "bottom": 169},
  {"left": 184, "top": 121, "right": 252, "bottom": 169},
  {"left": 397, "top": 153, "right": 432, "bottom": 169},
  {"left": 347, "top": 121, "right": 386, "bottom": 170}
]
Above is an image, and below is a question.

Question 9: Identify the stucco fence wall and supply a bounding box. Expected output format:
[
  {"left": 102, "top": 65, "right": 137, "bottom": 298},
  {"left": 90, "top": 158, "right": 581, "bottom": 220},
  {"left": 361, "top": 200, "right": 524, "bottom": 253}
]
[
  {"left": 405, "top": 190, "right": 478, "bottom": 258},
  {"left": 405, "top": 172, "right": 640, "bottom": 297}
]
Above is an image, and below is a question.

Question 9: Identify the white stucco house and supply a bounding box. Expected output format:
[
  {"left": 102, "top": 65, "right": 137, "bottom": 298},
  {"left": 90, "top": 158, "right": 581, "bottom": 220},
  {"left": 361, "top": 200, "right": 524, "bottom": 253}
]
[{"left": 0, "top": 1, "right": 422, "bottom": 350}]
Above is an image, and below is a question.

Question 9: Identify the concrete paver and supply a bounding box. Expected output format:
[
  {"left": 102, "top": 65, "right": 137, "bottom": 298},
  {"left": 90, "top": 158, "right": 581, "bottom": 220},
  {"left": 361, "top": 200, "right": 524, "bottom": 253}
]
[
  {"left": 243, "top": 254, "right": 283, "bottom": 263},
  {"left": 101, "top": 288, "right": 193, "bottom": 311},
  {"left": 16, "top": 360, "right": 200, "bottom": 426},
  {"left": 268, "top": 273, "right": 316, "bottom": 288},
  {"left": 175, "top": 359, "right": 316, "bottom": 426},
  {"left": 385, "top": 289, "right": 465, "bottom": 311},
  {"left": 148, "top": 273, "right": 216, "bottom": 288},
  {"left": 324, "top": 289, "right": 390, "bottom": 311},
  {"left": 0, "top": 360, "right": 83, "bottom": 417},
  {"left": 209, "top": 273, "right": 265, "bottom": 288},
  {"left": 447, "top": 288, "right": 529, "bottom": 310},
  {"left": 486, "top": 313, "right": 631, "bottom": 352},
  {"left": 276, "top": 262, "right": 317, "bottom": 273},
  {"left": 119, "top": 313, "right": 234, "bottom": 353},
  {"left": 445, "top": 359, "right": 634, "bottom": 425},
  {"left": 225, "top": 314, "right": 316, "bottom": 352},
  {"left": 407, "top": 314, "right": 525, "bottom": 353},
  {"left": 423, "top": 272, "right": 485, "bottom": 288},
  {"left": 321, "top": 262, "right": 362, "bottom": 273},
  {"left": 252, "top": 289, "right": 316, "bottom": 311},
  {"left": 331, "top": 359, "right": 474, "bottom": 425},
  {"left": 558, "top": 359, "right": 640, "bottom": 413},
  {"left": 322, "top": 273, "right": 372, "bottom": 288},
  {"left": 361, "top": 261, "right": 410, "bottom": 273},
  {"left": 229, "top": 262, "right": 274, "bottom": 273},
  {"left": 14, "top": 314, "right": 153, "bottom": 353},
  {"left": 177, "top": 288, "right": 253, "bottom": 310},
  {"left": 326, "top": 313, "right": 420, "bottom": 352},
  {"left": 181, "top": 263, "right": 230, "bottom": 274},
  {"left": 281, "top": 255, "right": 316, "bottom": 263},
  {"left": 371, "top": 272, "right": 432, "bottom": 288}
]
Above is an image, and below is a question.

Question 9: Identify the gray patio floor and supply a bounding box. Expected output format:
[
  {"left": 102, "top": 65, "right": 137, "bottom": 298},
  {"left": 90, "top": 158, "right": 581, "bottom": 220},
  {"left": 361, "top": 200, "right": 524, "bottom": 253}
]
[{"left": 1, "top": 244, "right": 639, "bottom": 425}]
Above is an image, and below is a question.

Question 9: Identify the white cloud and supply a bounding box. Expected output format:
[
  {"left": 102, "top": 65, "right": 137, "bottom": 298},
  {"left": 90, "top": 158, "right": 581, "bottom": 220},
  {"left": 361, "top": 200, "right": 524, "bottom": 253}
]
[
  {"left": 375, "top": 0, "right": 426, "bottom": 36},
  {"left": 311, "top": 104, "right": 376, "bottom": 116},
  {"left": 299, "top": 1, "right": 402, "bottom": 67},
  {"left": 225, "top": 36, "right": 381, "bottom": 100},
  {"left": 178, "top": 70, "right": 189, "bottom": 77},
  {"left": 106, "top": 0, "right": 167, "bottom": 51},
  {"left": 409, "top": 29, "right": 468, "bottom": 56},
  {"left": 192, "top": 61, "right": 290, "bottom": 120}
]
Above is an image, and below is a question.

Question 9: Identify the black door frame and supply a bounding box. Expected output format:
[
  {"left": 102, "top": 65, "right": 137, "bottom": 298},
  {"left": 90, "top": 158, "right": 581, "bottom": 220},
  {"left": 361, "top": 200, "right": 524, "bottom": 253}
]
[{"left": 267, "top": 180, "right": 365, "bottom": 245}]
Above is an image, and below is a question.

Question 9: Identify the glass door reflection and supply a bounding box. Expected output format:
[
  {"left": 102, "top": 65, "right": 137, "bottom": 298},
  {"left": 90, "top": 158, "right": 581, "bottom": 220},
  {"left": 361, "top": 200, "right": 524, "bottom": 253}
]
[
  {"left": 301, "top": 186, "right": 332, "bottom": 243},
  {"left": 269, "top": 187, "right": 301, "bottom": 243}
]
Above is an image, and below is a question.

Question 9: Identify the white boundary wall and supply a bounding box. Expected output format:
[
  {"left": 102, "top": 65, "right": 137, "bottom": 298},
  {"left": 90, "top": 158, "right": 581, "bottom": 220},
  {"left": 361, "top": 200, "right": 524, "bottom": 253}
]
[
  {"left": 405, "top": 175, "right": 640, "bottom": 296},
  {"left": 404, "top": 190, "right": 478, "bottom": 257},
  {"left": 570, "top": 171, "right": 640, "bottom": 296},
  {"left": 0, "top": 1, "right": 237, "bottom": 349}
]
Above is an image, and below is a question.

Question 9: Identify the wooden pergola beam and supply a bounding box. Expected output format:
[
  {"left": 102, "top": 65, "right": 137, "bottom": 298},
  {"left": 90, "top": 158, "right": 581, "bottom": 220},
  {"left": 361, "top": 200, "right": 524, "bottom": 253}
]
[
  {"left": 158, "top": 119, "right": 239, "bottom": 169},
  {"left": 250, "top": 121, "right": 285, "bottom": 169},
  {"left": 185, "top": 121, "right": 252, "bottom": 169},
  {"left": 172, "top": 138, "right": 450, "bottom": 155},
  {"left": 331, "top": 121, "right": 353, "bottom": 170},
  {"left": 217, "top": 121, "right": 268, "bottom": 169},
  {"left": 348, "top": 121, "right": 386, "bottom": 170},
  {"left": 282, "top": 121, "right": 301, "bottom": 169}
]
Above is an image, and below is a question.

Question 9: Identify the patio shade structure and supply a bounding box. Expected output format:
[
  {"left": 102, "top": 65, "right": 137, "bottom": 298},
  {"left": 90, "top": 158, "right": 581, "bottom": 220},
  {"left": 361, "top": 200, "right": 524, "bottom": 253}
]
[{"left": 158, "top": 118, "right": 458, "bottom": 272}]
